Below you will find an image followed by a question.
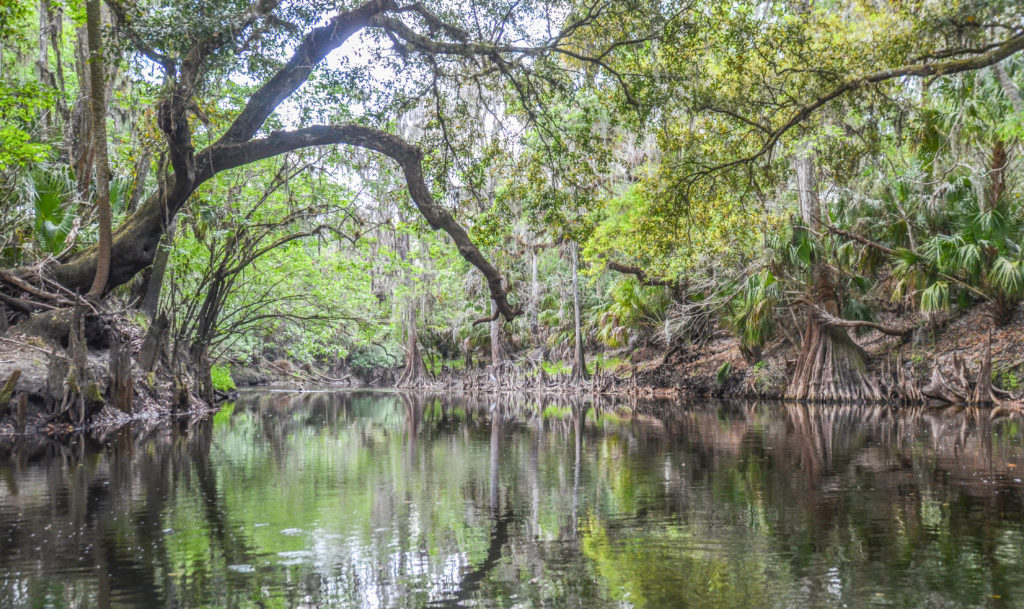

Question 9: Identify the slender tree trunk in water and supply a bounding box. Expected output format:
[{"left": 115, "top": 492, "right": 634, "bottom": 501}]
[
  {"left": 85, "top": 0, "right": 111, "bottom": 298},
  {"left": 396, "top": 227, "right": 426, "bottom": 387},
  {"left": 396, "top": 303, "right": 427, "bottom": 386},
  {"left": 139, "top": 218, "right": 176, "bottom": 319},
  {"left": 490, "top": 299, "right": 505, "bottom": 371},
  {"left": 190, "top": 343, "right": 214, "bottom": 403},
  {"left": 786, "top": 154, "right": 880, "bottom": 402},
  {"left": 570, "top": 241, "right": 588, "bottom": 382}
]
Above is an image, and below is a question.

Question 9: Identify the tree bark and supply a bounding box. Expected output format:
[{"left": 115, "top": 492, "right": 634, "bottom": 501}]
[
  {"left": 191, "top": 343, "right": 213, "bottom": 405},
  {"left": 490, "top": 299, "right": 504, "bottom": 371},
  {"left": 570, "top": 241, "right": 588, "bottom": 382},
  {"left": 971, "top": 330, "right": 997, "bottom": 404},
  {"left": 530, "top": 247, "right": 540, "bottom": 335},
  {"left": 36, "top": 0, "right": 51, "bottom": 137},
  {"left": 85, "top": 0, "right": 112, "bottom": 298},
  {"left": 138, "top": 313, "right": 168, "bottom": 372},
  {"left": 993, "top": 63, "right": 1023, "bottom": 114},
  {"left": 71, "top": 23, "right": 93, "bottom": 198},
  {"left": 109, "top": 327, "right": 133, "bottom": 413},
  {"left": 396, "top": 304, "right": 427, "bottom": 387},
  {"left": 786, "top": 153, "right": 880, "bottom": 402},
  {"left": 139, "top": 217, "right": 176, "bottom": 319}
]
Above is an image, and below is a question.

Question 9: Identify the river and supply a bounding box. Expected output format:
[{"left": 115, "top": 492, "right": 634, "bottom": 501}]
[{"left": 1, "top": 390, "right": 1024, "bottom": 608}]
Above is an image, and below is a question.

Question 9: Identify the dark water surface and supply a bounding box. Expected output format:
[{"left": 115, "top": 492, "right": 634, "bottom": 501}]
[{"left": 2, "top": 391, "right": 1024, "bottom": 608}]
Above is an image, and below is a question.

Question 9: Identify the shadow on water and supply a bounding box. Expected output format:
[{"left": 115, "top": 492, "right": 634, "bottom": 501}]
[{"left": 1, "top": 391, "right": 1024, "bottom": 608}]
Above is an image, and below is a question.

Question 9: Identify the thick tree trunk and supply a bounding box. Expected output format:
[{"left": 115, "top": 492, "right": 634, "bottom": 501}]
[
  {"left": 6, "top": 4, "right": 520, "bottom": 327},
  {"left": 971, "top": 330, "right": 998, "bottom": 404},
  {"left": 570, "top": 241, "right": 588, "bottom": 382},
  {"left": 786, "top": 154, "right": 879, "bottom": 402},
  {"left": 85, "top": 0, "right": 112, "bottom": 298},
  {"left": 138, "top": 313, "right": 168, "bottom": 372}
]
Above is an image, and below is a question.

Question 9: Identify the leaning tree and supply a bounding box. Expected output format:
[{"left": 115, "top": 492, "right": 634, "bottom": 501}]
[{"left": 0, "top": 0, "right": 655, "bottom": 325}]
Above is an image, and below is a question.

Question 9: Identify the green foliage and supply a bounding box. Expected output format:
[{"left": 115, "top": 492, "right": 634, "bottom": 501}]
[
  {"left": 588, "top": 353, "right": 627, "bottom": 376},
  {"left": 28, "top": 167, "right": 76, "bottom": 254},
  {"left": 716, "top": 361, "right": 732, "bottom": 387},
  {"left": 725, "top": 271, "right": 780, "bottom": 351},
  {"left": 0, "top": 82, "right": 54, "bottom": 168},
  {"left": 4, "top": 0, "right": 1024, "bottom": 386},
  {"left": 210, "top": 364, "right": 236, "bottom": 392},
  {"left": 592, "top": 277, "right": 670, "bottom": 348},
  {"left": 542, "top": 360, "right": 571, "bottom": 377}
]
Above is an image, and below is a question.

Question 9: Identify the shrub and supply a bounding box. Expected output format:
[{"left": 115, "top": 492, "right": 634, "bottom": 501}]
[{"left": 211, "top": 364, "right": 236, "bottom": 392}]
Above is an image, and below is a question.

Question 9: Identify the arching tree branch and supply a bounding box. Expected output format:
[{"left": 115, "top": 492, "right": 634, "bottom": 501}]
[
  {"left": 604, "top": 260, "right": 680, "bottom": 291},
  {"left": 204, "top": 124, "right": 521, "bottom": 320}
]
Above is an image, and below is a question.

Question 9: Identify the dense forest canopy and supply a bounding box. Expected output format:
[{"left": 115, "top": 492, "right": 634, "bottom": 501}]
[{"left": 1, "top": 0, "right": 1023, "bottom": 404}]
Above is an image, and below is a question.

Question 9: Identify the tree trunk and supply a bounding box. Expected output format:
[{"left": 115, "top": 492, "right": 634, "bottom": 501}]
[
  {"left": 191, "top": 342, "right": 214, "bottom": 405},
  {"left": 786, "top": 154, "right": 879, "bottom": 402},
  {"left": 70, "top": 23, "right": 93, "bottom": 197},
  {"left": 85, "top": 0, "right": 112, "bottom": 298},
  {"left": 138, "top": 313, "right": 168, "bottom": 372},
  {"left": 570, "top": 241, "right": 588, "bottom": 382},
  {"left": 490, "top": 299, "right": 504, "bottom": 371},
  {"left": 36, "top": 0, "right": 51, "bottom": 138},
  {"left": 126, "top": 149, "right": 152, "bottom": 213},
  {"left": 189, "top": 278, "right": 224, "bottom": 404},
  {"left": 396, "top": 304, "right": 427, "bottom": 387},
  {"left": 530, "top": 247, "right": 539, "bottom": 335},
  {"left": 109, "top": 327, "right": 133, "bottom": 414},
  {"left": 139, "top": 218, "right": 176, "bottom": 319},
  {"left": 971, "top": 330, "right": 997, "bottom": 404}
]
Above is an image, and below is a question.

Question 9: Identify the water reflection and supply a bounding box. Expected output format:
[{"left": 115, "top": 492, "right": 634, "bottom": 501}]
[{"left": 0, "top": 393, "right": 1023, "bottom": 608}]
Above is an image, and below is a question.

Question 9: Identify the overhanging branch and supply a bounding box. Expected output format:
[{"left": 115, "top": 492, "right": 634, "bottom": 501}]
[{"left": 202, "top": 124, "right": 521, "bottom": 321}]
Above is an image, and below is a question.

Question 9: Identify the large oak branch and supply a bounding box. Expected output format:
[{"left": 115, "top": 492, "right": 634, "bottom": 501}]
[{"left": 217, "top": 0, "right": 394, "bottom": 144}]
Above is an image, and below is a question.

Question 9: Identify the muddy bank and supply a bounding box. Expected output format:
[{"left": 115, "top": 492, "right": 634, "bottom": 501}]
[{"left": 0, "top": 309, "right": 217, "bottom": 440}]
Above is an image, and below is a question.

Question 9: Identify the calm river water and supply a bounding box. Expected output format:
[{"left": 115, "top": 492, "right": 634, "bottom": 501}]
[{"left": 2, "top": 391, "right": 1024, "bottom": 608}]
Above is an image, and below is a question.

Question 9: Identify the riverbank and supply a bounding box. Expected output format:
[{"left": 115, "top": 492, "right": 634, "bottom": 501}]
[
  {"left": 0, "top": 309, "right": 217, "bottom": 438},
  {"left": 393, "top": 302, "right": 1024, "bottom": 410},
  {"left": 3, "top": 301, "right": 1024, "bottom": 441}
]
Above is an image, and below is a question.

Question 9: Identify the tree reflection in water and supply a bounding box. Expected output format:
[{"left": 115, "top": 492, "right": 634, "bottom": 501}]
[{"left": 1, "top": 393, "right": 1024, "bottom": 608}]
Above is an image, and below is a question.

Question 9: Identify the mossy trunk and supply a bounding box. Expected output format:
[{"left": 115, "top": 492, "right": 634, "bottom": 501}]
[{"left": 396, "top": 304, "right": 427, "bottom": 387}]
